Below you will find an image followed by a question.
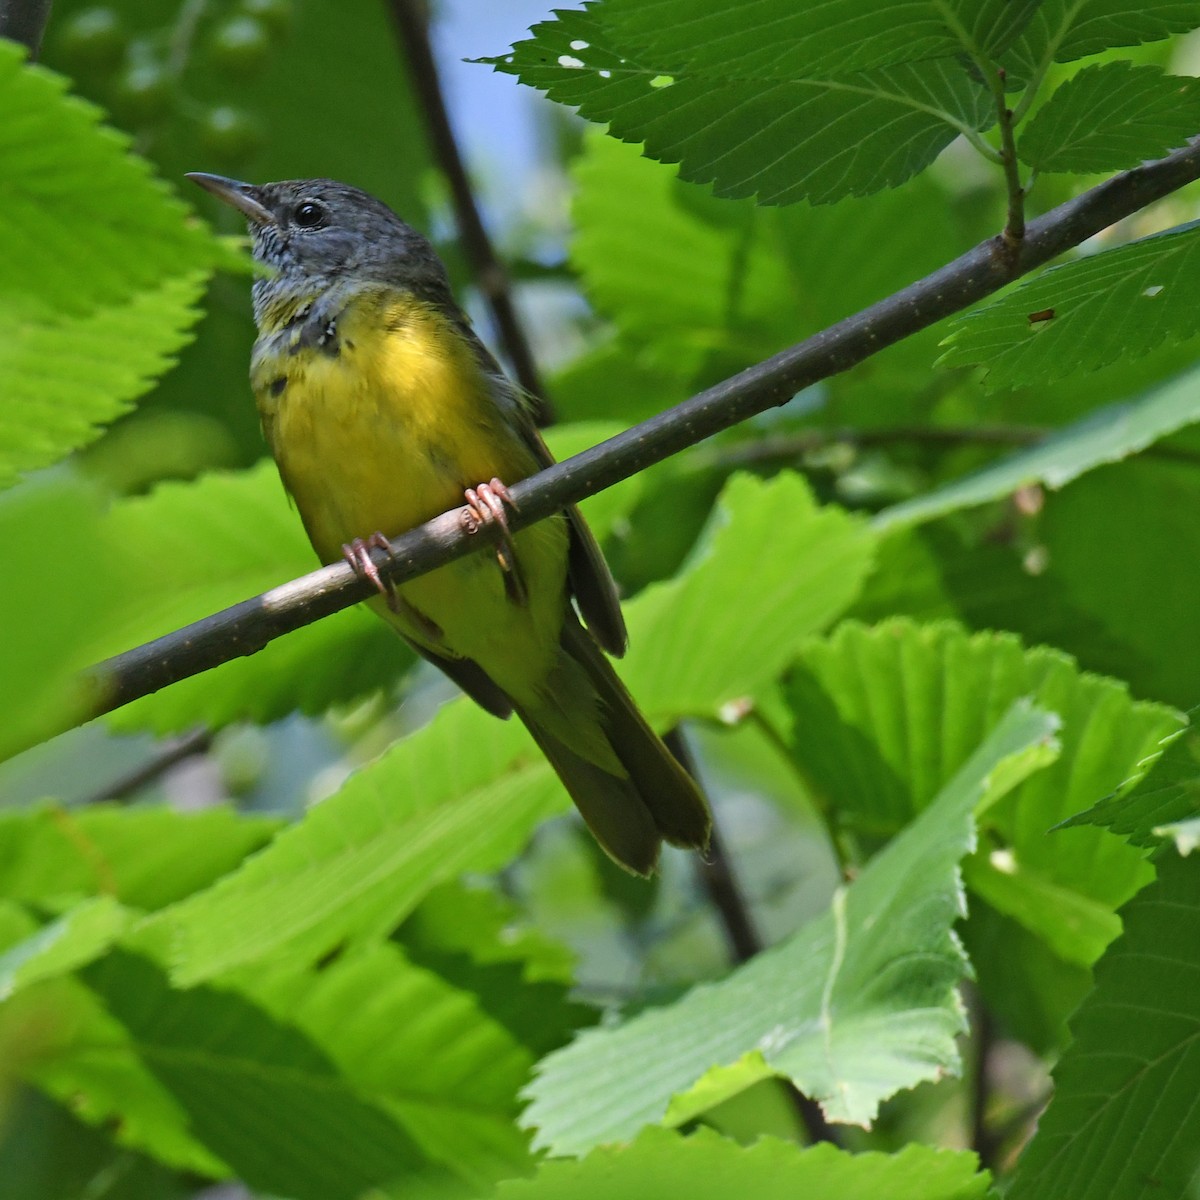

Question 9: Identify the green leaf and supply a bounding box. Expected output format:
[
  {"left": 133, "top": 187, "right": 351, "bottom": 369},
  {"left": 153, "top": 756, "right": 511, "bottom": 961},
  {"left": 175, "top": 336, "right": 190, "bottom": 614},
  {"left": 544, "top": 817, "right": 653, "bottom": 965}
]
[
  {"left": 137, "top": 700, "right": 563, "bottom": 985},
  {"left": 786, "top": 621, "right": 1176, "bottom": 905},
  {"left": 8, "top": 976, "right": 227, "bottom": 1177},
  {"left": 237, "top": 943, "right": 537, "bottom": 1190},
  {"left": 961, "top": 856, "right": 1119, "bottom": 967},
  {"left": 80, "top": 951, "right": 457, "bottom": 1200},
  {"left": 522, "top": 702, "right": 1058, "bottom": 1153},
  {"left": 600, "top": 0, "right": 1042, "bottom": 76},
  {"left": 1010, "top": 0, "right": 1200, "bottom": 69},
  {"left": 1008, "top": 853, "right": 1200, "bottom": 1200},
  {"left": 938, "top": 223, "right": 1200, "bottom": 390},
  {"left": 396, "top": 881, "right": 591, "bottom": 1057},
  {"left": 571, "top": 131, "right": 964, "bottom": 366},
  {"left": 495, "top": 1126, "right": 989, "bottom": 1200},
  {"left": 0, "top": 1086, "right": 189, "bottom": 1200},
  {"left": 0, "top": 480, "right": 112, "bottom": 760},
  {"left": 0, "top": 897, "right": 132, "bottom": 1001},
  {"left": 621, "top": 473, "right": 875, "bottom": 717},
  {"left": 0, "top": 41, "right": 221, "bottom": 485},
  {"left": 485, "top": 6, "right": 992, "bottom": 205},
  {"left": 0, "top": 803, "right": 278, "bottom": 911},
  {"left": 1019, "top": 63, "right": 1200, "bottom": 174},
  {"left": 0, "top": 271, "right": 211, "bottom": 490},
  {"left": 1060, "top": 722, "right": 1200, "bottom": 847},
  {"left": 875, "top": 363, "right": 1200, "bottom": 530},
  {"left": 1039, "top": 460, "right": 1200, "bottom": 708}
]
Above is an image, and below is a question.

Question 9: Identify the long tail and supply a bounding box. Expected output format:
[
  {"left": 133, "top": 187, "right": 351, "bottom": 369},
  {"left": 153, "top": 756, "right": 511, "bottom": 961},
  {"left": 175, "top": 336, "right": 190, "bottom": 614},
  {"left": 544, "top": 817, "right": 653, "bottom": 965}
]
[{"left": 515, "top": 615, "right": 712, "bottom": 876}]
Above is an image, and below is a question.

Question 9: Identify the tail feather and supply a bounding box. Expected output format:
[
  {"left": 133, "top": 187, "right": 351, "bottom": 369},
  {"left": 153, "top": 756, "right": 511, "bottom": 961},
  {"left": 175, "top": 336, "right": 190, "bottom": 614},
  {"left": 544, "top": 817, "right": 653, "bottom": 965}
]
[
  {"left": 517, "top": 615, "right": 712, "bottom": 875},
  {"left": 517, "top": 712, "right": 663, "bottom": 876}
]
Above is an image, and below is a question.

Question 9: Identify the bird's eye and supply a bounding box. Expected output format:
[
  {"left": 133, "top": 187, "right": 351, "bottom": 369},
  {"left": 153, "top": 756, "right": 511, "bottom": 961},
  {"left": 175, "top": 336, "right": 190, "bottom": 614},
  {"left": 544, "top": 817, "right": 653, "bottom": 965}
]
[{"left": 293, "top": 201, "right": 326, "bottom": 229}]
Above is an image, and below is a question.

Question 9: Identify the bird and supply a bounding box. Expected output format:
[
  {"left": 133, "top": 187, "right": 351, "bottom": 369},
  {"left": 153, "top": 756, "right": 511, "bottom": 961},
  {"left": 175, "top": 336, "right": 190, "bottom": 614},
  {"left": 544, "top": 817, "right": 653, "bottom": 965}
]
[{"left": 187, "top": 172, "right": 711, "bottom": 875}]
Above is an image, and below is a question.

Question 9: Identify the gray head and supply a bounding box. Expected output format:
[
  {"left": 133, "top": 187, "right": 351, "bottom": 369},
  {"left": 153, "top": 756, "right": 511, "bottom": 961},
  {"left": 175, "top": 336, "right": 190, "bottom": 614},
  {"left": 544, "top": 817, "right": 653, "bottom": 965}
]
[{"left": 187, "top": 173, "right": 451, "bottom": 323}]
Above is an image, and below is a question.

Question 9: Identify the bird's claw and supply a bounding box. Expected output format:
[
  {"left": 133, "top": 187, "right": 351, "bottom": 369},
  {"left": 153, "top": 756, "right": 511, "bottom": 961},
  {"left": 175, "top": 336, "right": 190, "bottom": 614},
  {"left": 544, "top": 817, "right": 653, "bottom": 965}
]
[
  {"left": 343, "top": 532, "right": 399, "bottom": 611},
  {"left": 462, "top": 478, "right": 526, "bottom": 604}
]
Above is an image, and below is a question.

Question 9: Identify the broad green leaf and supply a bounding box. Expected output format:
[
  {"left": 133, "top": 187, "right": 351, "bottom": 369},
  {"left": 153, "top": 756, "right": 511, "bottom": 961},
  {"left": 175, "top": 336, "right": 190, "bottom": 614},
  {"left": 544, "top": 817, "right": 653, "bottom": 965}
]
[
  {"left": 1059, "top": 722, "right": 1199, "bottom": 847},
  {"left": 784, "top": 619, "right": 1178, "bottom": 1047},
  {"left": 6, "top": 976, "right": 226, "bottom": 1177},
  {"left": 571, "top": 131, "right": 963, "bottom": 365},
  {"left": 939, "top": 223, "right": 1200, "bottom": 390},
  {"left": 396, "top": 881, "right": 591, "bottom": 1057},
  {"left": 236, "top": 943, "right": 537, "bottom": 1190},
  {"left": 1009, "top": 0, "right": 1200, "bottom": 71},
  {"left": 0, "top": 804, "right": 278, "bottom": 911},
  {"left": 0, "top": 41, "right": 222, "bottom": 485},
  {"left": 522, "top": 702, "right": 1058, "bottom": 1153},
  {"left": 875, "top": 364, "right": 1200, "bottom": 530},
  {"left": 1040, "top": 460, "right": 1200, "bottom": 708},
  {"left": 80, "top": 951, "right": 457, "bottom": 1200},
  {"left": 0, "top": 1086, "right": 189, "bottom": 1200},
  {"left": 494, "top": 1126, "right": 990, "bottom": 1200},
  {"left": 1008, "top": 853, "right": 1200, "bottom": 1200},
  {"left": 0, "top": 480, "right": 111, "bottom": 760},
  {"left": 961, "top": 856, "right": 1119, "bottom": 966},
  {"left": 621, "top": 473, "right": 875, "bottom": 717},
  {"left": 601, "top": 0, "right": 1041, "bottom": 77},
  {"left": 786, "top": 621, "right": 1176, "bottom": 904},
  {"left": 0, "top": 897, "right": 131, "bottom": 1001},
  {"left": 137, "top": 700, "right": 563, "bottom": 985},
  {"left": 0, "top": 272, "right": 211, "bottom": 490},
  {"left": 1019, "top": 63, "right": 1200, "bottom": 173},
  {"left": 485, "top": 7, "right": 992, "bottom": 205}
]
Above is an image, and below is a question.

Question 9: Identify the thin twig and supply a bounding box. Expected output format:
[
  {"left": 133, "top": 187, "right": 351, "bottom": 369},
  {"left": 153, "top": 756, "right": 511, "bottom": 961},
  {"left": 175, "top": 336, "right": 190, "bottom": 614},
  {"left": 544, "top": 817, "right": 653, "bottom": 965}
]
[
  {"left": 83, "top": 138, "right": 1200, "bottom": 719},
  {"left": 0, "top": 0, "right": 52, "bottom": 57},
  {"left": 969, "top": 993, "right": 999, "bottom": 1170},
  {"left": 663, "top": 728, "right": 840, "bottom": 1147},
  {"left": 990, "top": 67, "right": 1027, "bottom": 259},
  {"left": 706, "top": 424, "right": 1047, "bottom": 469},
  {"left": 81, "top": 728, "right": 213, "bottom": 806},
  {"left": 385, "top": 0, "right": 552, "bottom": 424}
]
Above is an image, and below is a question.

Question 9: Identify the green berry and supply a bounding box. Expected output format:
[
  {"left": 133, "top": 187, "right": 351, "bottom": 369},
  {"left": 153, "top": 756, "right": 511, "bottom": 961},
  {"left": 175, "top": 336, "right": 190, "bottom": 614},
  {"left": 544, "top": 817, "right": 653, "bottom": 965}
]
[
  {"left": 199, "top": 105, "right": 264, "bottom": 166},
  {"left": 208, "top": 15, "right": 271, "bottom": 78},
  {"left": 54, "top": 7, "right": 127, "bottom": 77}
]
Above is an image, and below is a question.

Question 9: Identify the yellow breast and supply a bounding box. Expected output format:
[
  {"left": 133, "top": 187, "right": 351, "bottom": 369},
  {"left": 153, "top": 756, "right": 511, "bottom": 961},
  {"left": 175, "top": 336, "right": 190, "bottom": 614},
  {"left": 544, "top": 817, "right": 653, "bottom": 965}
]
[{"left": 251, "top": 286, "right": 569, "bottom": 704}]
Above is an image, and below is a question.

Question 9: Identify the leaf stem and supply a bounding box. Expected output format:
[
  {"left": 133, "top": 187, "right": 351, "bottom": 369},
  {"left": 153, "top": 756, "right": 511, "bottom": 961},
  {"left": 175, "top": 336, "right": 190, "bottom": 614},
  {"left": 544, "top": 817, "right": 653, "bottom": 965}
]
[{"left": 990, "top": 67, "right": 1027, "bottom": 258}]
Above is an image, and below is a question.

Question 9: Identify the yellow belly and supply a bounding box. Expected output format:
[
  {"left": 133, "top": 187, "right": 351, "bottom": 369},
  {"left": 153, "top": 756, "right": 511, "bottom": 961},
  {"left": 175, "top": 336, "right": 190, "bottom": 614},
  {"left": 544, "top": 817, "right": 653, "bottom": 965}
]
[{"left": 253, "top": 292, "right": 568, "bottom": 702}]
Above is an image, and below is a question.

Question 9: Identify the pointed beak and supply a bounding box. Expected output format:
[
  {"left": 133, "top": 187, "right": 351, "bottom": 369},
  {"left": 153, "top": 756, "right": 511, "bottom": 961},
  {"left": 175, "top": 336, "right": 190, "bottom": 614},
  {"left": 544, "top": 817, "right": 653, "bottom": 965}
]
[{"left": 186, "top": 172, "right": 275, "bottom": 227}]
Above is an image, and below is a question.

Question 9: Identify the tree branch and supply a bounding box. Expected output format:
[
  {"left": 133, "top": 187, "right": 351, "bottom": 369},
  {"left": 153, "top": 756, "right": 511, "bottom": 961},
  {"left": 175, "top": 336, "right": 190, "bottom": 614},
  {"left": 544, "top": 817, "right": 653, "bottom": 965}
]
[
  {"left": 86, "top": 138, "right": 1200, "bottom": 719},
  {"left": 0, "top": 0, "right": 52, "bottom": 57},
  {"left": 385, "top": 0, "right": 553, "bottom": 424}
]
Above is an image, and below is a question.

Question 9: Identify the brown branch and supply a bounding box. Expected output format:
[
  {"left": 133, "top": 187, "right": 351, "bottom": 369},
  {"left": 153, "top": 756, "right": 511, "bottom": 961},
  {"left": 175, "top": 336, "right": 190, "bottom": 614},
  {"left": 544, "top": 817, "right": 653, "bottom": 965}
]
[
  {"left": 385, "top": 0, "right": 553, "bottom": 424},
  {"left": 0, "top": 0, "right": 52, "bottom": 57},
  {"left": 82, "top": 728, "right": 213, "bottom": 805},
  {"left": 84, "top": 137, "right": 1200, "bottom": 719}
]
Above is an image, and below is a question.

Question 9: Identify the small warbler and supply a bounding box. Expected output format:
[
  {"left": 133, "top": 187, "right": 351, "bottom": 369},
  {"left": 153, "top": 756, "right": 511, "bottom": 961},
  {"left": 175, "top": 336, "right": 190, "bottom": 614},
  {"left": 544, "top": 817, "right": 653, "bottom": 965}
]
[{"left": 188, "top": 173, "right": 711, "bottom": 875}]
